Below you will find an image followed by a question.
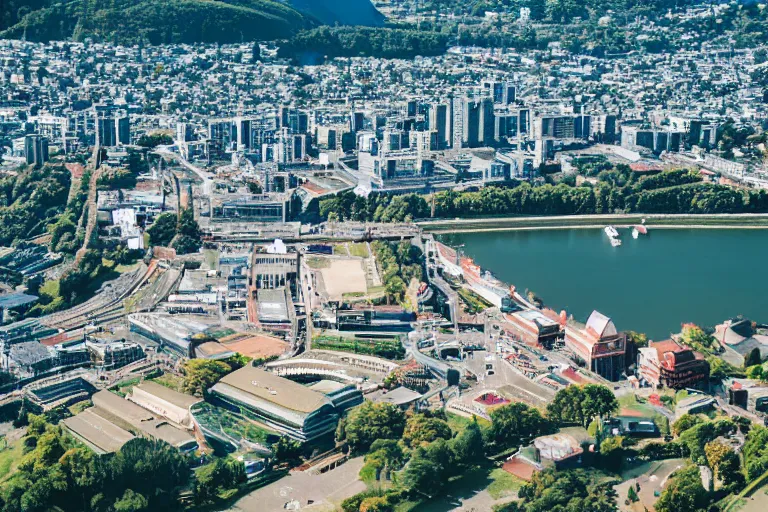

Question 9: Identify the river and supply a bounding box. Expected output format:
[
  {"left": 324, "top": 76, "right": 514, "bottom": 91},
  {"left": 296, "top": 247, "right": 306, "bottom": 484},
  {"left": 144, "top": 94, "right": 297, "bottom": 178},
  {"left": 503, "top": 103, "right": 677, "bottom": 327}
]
[{"left": 437, "top": 228, "right": 768, "bottom": 340}]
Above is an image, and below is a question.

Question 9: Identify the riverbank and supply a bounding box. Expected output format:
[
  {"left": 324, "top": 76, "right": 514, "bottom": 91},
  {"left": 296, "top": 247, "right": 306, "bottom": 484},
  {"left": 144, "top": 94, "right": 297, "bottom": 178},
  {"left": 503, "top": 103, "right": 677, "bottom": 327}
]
[{"left": 418, "top": 213, "right": 768, "bottom": 234}]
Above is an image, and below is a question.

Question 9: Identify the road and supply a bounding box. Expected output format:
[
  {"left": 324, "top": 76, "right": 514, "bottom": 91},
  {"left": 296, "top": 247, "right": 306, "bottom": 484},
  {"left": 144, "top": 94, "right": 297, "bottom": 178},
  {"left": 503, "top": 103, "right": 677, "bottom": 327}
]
[
  {"left": 226, "top": 457, "right": 366, "bottom": 512},
  {"left": 154, "top": 146, "right": 214, "bottom": 195}
]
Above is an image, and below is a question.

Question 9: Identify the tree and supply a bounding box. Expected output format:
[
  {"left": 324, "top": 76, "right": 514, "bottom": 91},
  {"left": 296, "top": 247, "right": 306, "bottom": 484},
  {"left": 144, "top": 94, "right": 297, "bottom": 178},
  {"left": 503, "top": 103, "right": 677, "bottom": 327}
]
[
  {"left": 194, "top": 457, "right": 246, "bottom": 504},
  {"left": 745, "top": 347, "right": 763, "bottom": 368},
  {"left": 402, "top": 413, "right": 452, "bottom": 448},
  {"left": 363, "top": 439, "right": 406, "bottom": 480},
  {"left": 704, "top": 440, "right": 742, "bottom": 488},
  {"left": 110, "top": 438, "right": 190, "bottom": 508},
  {"left": 655, "top": 465, "right": 709, "bottom": 512},
  {"left": 599, "top": 435, "right": 625, "bottom": 472},
  {"left": 147, "top": 212, "right": 177, "bottom": 247},
  {"left": 384, "top": 276, "right": 406, "bottom": 304},
  {"left": 742, "top": 426, "right": 768, "bottom": 481},
  {"left": 181, "top": 356, "right": 244, "bottom": 396},
  {"left": 401, "top": 439, "right": 455, "bottom": 494},
  {"left": 340, "top": 402, "right": 406, "bottom": 452},
  {"left": 518, "top": 469, "right": 617, "bottom": 512},
  {"left": 113, "top": 489, "right": 148, "bottom": 512},
  {"left": 627, "top": 485, "right": 639, "bottom": 503},
  {"left": 672, "top": 414, "right": 702, "bottom": 437},
  {"left": 273, "top": 437, "right": 303, "bottom": 467},
  {"left": 581, "top": 384, "right": 619, "bottom": 421},
  {"left": 489, "top": 402, "right": 554, "bottom": 452},
  {"left": 359, "top": 496, "right": 392, "bottom": 512},
  {"left": 172, "top": 208, "right": 202, "bottom": 254},
  {"left": 451, "top": 417, "right": 486, "bottom": 467},
  {"left": 181, "top": 359, "right": 231, "bottom": 396},
  {"left": 547, "top": 384, "right": 618, "bottom": 428}
]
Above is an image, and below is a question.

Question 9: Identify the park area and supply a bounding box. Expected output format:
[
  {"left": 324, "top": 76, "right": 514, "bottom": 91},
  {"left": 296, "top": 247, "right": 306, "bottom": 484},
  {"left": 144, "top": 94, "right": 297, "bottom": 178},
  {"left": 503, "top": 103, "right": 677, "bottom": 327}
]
[{"left": 313, "top": 334, "right": 406, "bottom": 360}]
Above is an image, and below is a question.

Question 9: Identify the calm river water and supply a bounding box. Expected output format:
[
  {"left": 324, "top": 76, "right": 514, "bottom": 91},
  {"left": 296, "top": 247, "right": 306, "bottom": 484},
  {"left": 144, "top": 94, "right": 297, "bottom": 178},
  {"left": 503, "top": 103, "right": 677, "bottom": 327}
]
[{"left": 437, "top": 228, "right": 768, "bottom": 340}]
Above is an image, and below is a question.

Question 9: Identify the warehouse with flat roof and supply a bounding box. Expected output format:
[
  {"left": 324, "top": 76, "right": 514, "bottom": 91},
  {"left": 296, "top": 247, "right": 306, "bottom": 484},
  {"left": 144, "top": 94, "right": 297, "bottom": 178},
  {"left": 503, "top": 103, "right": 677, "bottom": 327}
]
[
  {"left": 127, "top": 381, "right": 202, "bottom": 430},
  {"left": 62, "top": 408, "right": 135, "bottom": 454},
  {"left": 90, "top": 390, "right": 198, "bottom": 452},
  {"left": 208, "top": 365, "right": 339, "bottom": 442}
]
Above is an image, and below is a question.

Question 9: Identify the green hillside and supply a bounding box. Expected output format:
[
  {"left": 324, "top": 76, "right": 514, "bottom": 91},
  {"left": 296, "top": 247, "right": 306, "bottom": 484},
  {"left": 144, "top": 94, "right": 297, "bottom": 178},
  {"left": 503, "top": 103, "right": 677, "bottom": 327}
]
[
  {"left": 0, "top": 0, "right": 315, "bottom": 44},
  {"left": 288, "top": 0, "right": 384, "bottom": 27}
]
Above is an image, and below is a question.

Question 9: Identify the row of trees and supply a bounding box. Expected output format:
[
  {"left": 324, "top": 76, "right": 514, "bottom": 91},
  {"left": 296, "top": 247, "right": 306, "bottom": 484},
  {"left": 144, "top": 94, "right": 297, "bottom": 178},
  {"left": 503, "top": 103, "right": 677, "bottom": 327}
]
[
  {"left": 279, "top": 26, "right": 449, "bottom": 61},
  {"left": 370, "top": 240, "right": 423, "bottom": 304},
  {"left": 317, "top": 170, "right": 768, "bottom": 223}
]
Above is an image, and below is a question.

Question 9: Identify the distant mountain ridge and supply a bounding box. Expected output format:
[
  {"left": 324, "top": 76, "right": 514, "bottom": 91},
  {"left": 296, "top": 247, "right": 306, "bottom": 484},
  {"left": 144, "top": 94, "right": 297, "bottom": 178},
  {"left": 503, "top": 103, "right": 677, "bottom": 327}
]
[
  {"left": 0, "top": 0, "right": 384, "bottom": 44},
  {"left": 287, "top": 0, "right": 384, "bottom": 27}
]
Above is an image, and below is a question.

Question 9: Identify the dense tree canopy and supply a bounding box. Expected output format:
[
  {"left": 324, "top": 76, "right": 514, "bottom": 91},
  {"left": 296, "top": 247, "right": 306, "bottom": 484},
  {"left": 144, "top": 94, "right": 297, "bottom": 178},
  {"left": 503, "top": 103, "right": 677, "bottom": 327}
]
[
  {"left": 546, "top": 384, "right": 619, "bottom": 428},
  {"left": 337, "top": 402, "right": 407, "bottom": 453},
  {"left": 655, "top": 465, "right": 709, "bottom": 512},
  {"left": 317, "top": 168, "right": 768, "bottom": 224},
  {"left": 488, "top": 402, "right": 555, "bottom": 452},
  {"left": 512, "top": 468, "right": 618, "bottom": 512},
  {"left": 0, "top": 164, "right": 70, "bottom": 246},
  {"left": 0, "top": 415, "right": 190, "bottom": 512}
]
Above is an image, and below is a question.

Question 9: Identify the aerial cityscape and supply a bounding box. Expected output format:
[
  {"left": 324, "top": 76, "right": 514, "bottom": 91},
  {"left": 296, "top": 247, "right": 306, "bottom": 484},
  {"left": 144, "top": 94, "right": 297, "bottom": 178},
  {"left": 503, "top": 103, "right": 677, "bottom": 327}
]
[{"left": 0, "top": 0, "right": 767, "bottom": 511}]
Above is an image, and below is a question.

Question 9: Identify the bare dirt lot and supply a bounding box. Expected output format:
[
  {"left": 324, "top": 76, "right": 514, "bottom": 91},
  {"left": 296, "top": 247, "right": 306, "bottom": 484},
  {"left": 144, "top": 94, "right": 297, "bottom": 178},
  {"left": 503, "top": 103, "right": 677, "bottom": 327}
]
[{"left": 318, "top": 258, "right": 368, "bottom": 300}]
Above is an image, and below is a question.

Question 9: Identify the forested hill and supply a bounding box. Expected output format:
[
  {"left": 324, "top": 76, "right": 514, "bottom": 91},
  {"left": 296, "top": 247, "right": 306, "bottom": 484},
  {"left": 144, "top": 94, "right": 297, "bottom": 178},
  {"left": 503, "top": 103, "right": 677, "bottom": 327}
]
[
  {"left": 0, "top": 0, "right": 380, "bottom": 45},
  {"left": 288, "top": 0, "right": 385, "bottom": 27}
]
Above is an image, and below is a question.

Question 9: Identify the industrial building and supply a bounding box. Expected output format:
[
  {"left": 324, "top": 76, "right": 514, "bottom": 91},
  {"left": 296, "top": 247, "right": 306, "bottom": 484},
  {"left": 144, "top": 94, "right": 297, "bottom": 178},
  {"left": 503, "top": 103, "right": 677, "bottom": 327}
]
[
  {"left": 210, "top": 192, "right": 292, "bottom": 223},
  {"left": 257, "top": 288, "right": 292, "bottom": 327},
  {"left": 62, "top": 408, "right": 136, "bottom": 454},
  {"left": 128, "top": 313, "right": 209, "bottom": 357},
  {"left": 6, "top": 339, "right": 90, "bottom": 378},
  {"left": 23, "top": 134, "right": 49, "bottom": 167},
  {"left": 0, "top": 292, "right": 38, "bottom": 323},
  {"left": 91, "top": 390, "right": 199, "bottom": 452},
  {"left": 85, "top": 338, "right": 146, "bottom": 370},
  {"left": 505, "top": 310, "right": 563, "bottom": 349},
  {"left": 127, "top": 381, "right": 202, "bottom": 430}
]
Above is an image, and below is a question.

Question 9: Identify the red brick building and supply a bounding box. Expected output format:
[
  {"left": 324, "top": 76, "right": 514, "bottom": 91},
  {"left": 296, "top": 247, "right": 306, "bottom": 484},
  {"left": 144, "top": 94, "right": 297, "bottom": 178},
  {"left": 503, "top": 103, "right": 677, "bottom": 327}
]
[{"left": 637, "top": 339, "right": 709, "bottom": 390}]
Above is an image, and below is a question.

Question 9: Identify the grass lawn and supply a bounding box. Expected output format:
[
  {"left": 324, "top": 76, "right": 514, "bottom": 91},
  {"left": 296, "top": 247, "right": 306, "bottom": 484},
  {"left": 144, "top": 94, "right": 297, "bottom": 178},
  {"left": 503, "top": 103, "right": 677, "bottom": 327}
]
[
  {"left": 446, "top": 412, "right": 491, "bottom": 434},
  {"left": 0, "top": 437, "right": 24, "bottom": 482},
  {"left": 367, "top": 285, "right": 386, "bottom": 295},
  {"left": 39, "top": 279, "right": 60, "bottom": 298},
  {"left": 68, "top": 400, "right": 92, "bottom": 416},
  {"left": 333, "top": 244, "right": 349, "bottom": 256},
  {"left": 617, "top": 394, "right": 660, "bottom": 417},
  {"left": 349, "top": 242, "right": 370, "bottom": 258},
  {"left": 112, "top": 377, "right": 142, "bottom": 397},
  {"left": 114, "top": 261, "right": 141, "bottom": 274},
  {"left": 306, "top": 256, "right": 331, "bottom": 269},
  {"left": 204, "top": 249, "right": 219, "bottom": 269},
  {"left": 150, "top": 373, "right": 184, "bottom": 392},
  {"left": 487, "top": 468, "right": 525, "bottom": 500}
]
